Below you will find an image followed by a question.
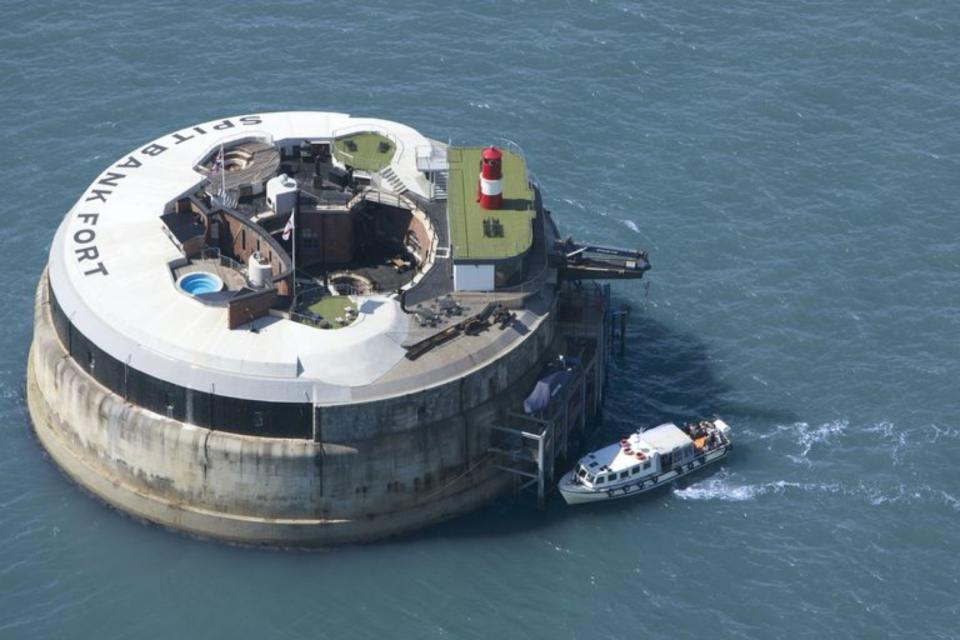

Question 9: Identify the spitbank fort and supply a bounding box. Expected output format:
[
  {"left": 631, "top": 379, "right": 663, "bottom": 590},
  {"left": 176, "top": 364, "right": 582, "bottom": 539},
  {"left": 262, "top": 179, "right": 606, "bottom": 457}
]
[{"left": 28, "top": 111, "right": 650, "bottom": 545}]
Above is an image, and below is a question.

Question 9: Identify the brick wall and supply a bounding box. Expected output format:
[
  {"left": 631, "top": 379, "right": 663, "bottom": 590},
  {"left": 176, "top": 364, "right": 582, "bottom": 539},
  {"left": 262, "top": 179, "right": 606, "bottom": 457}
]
[{"left": 227, "top": 289, "right": 278, "bottom": 329}]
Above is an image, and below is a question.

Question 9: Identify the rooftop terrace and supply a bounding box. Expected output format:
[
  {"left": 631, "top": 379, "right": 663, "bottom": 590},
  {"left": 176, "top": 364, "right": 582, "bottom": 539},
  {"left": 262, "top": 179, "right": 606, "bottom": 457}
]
[
  {"left": 447, "top": 147, "right": 535, "bottom": 261},
  {"left": 333, "top": 132, "right": 395, "bottom": 172}
]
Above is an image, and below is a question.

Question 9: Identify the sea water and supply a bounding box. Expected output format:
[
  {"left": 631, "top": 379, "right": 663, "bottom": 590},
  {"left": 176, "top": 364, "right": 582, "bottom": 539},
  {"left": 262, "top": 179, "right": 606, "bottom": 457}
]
[{"left": 1, "top": 2, "right": 958, "bottom": 638}]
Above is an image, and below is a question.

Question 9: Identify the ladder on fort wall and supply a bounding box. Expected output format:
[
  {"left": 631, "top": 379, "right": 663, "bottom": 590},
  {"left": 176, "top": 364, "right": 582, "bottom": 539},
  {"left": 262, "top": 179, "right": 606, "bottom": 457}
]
[
  {"left": 488, "top": 365, "right": 589, "bottom": 509},
  {"left": 487, "top": 284, "right": 616, "bottom": 508}
]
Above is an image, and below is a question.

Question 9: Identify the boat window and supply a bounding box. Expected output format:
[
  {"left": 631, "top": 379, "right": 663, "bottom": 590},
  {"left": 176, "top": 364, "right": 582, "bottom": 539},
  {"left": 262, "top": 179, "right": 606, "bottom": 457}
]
[
  {"left": 577, "top": 467, "right": 587, "bottom": 478},
  {"left": 589, "top": 462, "right": 598, "bottom": 468},
  {"left": 619, "top": 471, "right": 629, "bottom": 479},
  {"left": 631, "top": 466, "right": 640, "bottom": 475},
  {"left": 643, "top": 461, "right": 651, "bottom": 470},
  {"left": 608, "top": 474, "right": 617, "bottom": 483},
  {"left": 596, "top": 476, "right": 605, "bottom": 484}
]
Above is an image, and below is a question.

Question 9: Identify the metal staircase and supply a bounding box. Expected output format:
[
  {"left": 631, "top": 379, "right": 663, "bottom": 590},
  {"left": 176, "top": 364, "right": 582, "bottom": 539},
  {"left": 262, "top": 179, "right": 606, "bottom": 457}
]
[
  {"left": 211, "top": 187, "right": 239, "bottom": 211},
  {"left": 379, "top": 166, "right": 405, "bottom": 193},
  {"left": 431, "top": 170, "right": 448, "bottom": 200}
]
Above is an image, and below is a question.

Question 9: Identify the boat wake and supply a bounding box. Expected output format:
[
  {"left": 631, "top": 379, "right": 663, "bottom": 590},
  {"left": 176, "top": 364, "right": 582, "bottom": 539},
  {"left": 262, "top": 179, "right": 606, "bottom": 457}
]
[
  {"left": 674, "top": 471, "right": 960, "bottom": 511},
  {"left": 673, "top": 472, "right": 833, "bottom": 502},
  {"left": 738, "top": 418, "right": 955, "bottom": 468},
  {"left": 794, "top": 419, "right": 847, "bottom": 457},
  {"left": 672, "top": 475, "right": 762, "bottom": 502}
]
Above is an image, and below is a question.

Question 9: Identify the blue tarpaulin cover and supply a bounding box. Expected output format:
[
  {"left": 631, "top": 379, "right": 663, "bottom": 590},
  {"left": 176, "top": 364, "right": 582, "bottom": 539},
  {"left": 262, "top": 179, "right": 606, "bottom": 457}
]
[{"left": 523, "top": 368, "right": 574, "bottom": 414}]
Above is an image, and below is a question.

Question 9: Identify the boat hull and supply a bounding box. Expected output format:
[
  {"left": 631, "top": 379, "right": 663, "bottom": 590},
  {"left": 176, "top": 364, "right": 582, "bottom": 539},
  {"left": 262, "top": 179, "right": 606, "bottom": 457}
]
[{"left": 558, "top": 445, "right": 731, "bottom": 505}]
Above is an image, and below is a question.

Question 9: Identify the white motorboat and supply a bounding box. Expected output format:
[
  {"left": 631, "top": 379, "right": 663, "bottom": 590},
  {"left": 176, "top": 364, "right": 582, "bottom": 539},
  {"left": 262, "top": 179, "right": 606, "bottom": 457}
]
[{"left": 558, "top": 419, "right": 733, "bottom": 505}]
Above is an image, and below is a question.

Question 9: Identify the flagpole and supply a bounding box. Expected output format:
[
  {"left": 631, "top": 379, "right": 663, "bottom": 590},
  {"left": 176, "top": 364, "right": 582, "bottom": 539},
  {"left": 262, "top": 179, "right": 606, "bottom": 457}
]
[
  {"left": 219, "top": 143, "right": 226, "bottom": 202},
  {"left": 291, "top": 200, "right": 297, "bottom": 303}
]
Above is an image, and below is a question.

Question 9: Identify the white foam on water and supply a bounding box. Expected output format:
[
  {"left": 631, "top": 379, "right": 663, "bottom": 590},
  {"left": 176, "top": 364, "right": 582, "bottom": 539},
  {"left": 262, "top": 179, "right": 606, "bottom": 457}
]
[
  {"left": 674, "top": 472, "right": 960, "bottom": 514},
  {"left": 674, "top": 471, "right": 843, "bottom": 503},
  {"left": 786, "top": 454, "right": 812, "bottom": 468},
  {"left": 863, "top": 421, "right": 894, "bottom": 437},
  {"left": 621, "top": 219, "right": 639, "bottom": 233},
  {"left": 735, "top": 418, "right": 934, "bottom": 473},
  {"left": 674, "top": 475, "right": 761, "bottom": 502},
  {"left": 738, "top": 419, "right": 848, "bottom": 462},
  {"left": 927, "top": 423, "right": 960, "bottom": 443},
  {"left": 795, "top": 419, "right": 848, "bottom": 457},
  {"left": 940, "top": 491, "right": 960, "bottom": 512}
]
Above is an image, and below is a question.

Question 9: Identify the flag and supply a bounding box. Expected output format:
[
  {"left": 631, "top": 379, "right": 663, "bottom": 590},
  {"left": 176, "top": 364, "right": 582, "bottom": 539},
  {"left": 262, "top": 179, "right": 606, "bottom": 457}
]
[
  {"left": 282, "top": 214, "right": 294, "bottom": 242},
  {"left": 212, "top": 145, "right": 224, "bottom": 173}
]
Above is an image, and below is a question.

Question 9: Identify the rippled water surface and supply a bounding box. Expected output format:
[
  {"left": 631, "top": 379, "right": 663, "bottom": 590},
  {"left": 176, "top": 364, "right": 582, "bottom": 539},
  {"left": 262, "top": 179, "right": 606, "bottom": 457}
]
[{"left": 1, "top": 2, "right": 958, "bottom": 638}]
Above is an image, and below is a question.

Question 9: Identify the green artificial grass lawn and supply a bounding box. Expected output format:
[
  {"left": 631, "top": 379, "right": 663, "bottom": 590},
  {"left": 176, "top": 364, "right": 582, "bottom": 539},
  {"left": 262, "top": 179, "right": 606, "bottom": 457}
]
[
  {"left": 447, "top": 147, "right": 535, "bottom": 260},
  {"left": 333, "top": 132, "right": 395, "bottom": 172},
  {"left": 303, "top": 295, "right": 355, "bottom": 329}
]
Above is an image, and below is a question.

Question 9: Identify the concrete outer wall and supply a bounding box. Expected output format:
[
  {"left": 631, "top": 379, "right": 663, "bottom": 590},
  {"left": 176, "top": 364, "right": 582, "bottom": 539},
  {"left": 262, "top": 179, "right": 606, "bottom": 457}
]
[{"left": 27, "top": 271, "right": 557, "bottom": 545}]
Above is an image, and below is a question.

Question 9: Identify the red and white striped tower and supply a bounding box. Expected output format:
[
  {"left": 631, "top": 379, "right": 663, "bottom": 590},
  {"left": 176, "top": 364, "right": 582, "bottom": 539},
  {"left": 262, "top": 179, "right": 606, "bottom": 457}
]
[{"left": 477, "top": 146, "right": 503, "bottom": 210}]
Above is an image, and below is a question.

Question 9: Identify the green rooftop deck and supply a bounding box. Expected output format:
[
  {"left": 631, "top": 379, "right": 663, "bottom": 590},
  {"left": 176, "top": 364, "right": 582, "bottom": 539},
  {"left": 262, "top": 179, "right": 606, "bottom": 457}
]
[
  {"left": 333, "top": 132, "right": 395, "bottom": 172},
  {"left": 447, "top": 147, "right": 535, "bottom": 261},
  {"left": 295, "top": 295, "right": 358, "bottom": 330}
]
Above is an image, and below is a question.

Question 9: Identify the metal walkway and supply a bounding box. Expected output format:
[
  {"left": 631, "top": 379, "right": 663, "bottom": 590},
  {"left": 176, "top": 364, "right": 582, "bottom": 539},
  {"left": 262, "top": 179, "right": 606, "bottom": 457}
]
[{"left": 488, "top": 284, "right": 614, "bottom": 507}]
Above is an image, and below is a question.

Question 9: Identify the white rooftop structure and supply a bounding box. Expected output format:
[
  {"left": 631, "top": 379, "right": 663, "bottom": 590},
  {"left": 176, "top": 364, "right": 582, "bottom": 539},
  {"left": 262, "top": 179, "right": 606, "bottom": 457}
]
[
  {"left": 47, "top": 112, "right": 544, "bottom": 404},
  {"left": 638, "top": 423, "right": 692, "bottom": 453}
]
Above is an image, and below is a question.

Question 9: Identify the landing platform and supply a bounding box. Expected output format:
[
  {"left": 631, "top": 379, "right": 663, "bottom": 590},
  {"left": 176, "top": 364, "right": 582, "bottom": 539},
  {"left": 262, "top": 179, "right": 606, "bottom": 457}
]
[{"left": 446, "top": 147, "right": 535, "bottom": 260}]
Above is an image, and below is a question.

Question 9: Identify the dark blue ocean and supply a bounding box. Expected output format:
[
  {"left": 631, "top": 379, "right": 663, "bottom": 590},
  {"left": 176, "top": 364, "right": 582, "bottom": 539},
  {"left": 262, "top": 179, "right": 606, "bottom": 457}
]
[{"left": 2, "top": 2, "right": 958, "bottom": 638}]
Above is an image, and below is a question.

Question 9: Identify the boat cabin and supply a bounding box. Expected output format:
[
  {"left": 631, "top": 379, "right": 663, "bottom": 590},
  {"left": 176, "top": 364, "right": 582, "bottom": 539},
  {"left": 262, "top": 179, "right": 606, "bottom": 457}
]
[
  {"left": 574, "top": 454, "right": 655, "bottom": 488},
  {"left": 572, "top": 422, "right": 704, "bottom": 489}
]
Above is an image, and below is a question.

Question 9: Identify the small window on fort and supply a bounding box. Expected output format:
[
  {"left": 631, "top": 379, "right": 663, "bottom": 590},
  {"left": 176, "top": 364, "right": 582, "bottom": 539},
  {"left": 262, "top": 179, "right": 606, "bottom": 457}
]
[
  {"left": 87, "top": 351, "right": 95, "bottom": 370},
  {"left": 253, "top": 411, "right": 265, "bottom": 429},
  {"left": 302, "top": 227, "right": 319, "bottom": 250}
]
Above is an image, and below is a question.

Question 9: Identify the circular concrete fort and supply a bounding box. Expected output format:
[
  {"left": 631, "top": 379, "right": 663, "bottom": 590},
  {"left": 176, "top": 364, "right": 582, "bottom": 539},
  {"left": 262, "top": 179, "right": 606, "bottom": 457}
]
[{"left": 28, "top": 111, "right": 650, "bottom": 545}]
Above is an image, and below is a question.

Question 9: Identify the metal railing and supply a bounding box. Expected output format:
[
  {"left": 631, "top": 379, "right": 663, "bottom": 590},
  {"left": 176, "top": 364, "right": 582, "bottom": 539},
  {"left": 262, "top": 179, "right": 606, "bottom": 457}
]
[
  {"left": 494, "top": 136, "right": 543, "bottom": 196},
  {"left": 329, "top": 282, "right": 377, "bottom": 296},
  {"left": 288, "top": 281, "right": 372, "bottom": 329},
  {"left": 330, "top": 126, "right": 405, "bottom": 168},
  {"left": 291, "top": 279, "right": 382, "bottom": 304},
  {"left": 415, "top": 143, "right": 449, "bottom": 172},
  {"left": 349, "top": 186, "right": 408, "bottom": 210},
  {"left": 192, "top": 132, "right": 275, "bottom": 173},
  {"left": 200, "top": 247, "right": 248, "bottom": 276}
]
